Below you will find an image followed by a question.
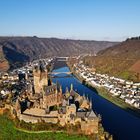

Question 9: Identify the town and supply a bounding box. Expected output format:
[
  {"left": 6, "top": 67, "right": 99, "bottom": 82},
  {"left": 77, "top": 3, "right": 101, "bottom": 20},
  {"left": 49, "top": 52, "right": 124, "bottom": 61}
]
[
  {"left": 70, "top": 58, "right": 140, "bottom": 109},
  {"left": 0, "top": 57, "right": 102, "bottom": 136},
  {"left": 0, "top": 55, "right": 140, "bottom": 140}
]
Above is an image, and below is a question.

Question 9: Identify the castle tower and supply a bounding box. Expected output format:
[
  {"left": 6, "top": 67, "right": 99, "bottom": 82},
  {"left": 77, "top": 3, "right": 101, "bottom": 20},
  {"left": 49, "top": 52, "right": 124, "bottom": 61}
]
[
  {"left": 33, "top": 67, "right": 41, "bottom": 94},
  {"left": 40, "top": 69, "right": 48, "bottom": 90},
  {"left": 33, "top": 65, "right": 48, "bottom": 94}
]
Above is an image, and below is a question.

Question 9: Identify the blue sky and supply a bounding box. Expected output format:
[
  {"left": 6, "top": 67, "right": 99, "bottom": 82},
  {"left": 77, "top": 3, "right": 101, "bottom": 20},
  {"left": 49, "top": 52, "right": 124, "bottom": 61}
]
[{"left": 0, "top": 0, "right": 140, "bottom": 41}]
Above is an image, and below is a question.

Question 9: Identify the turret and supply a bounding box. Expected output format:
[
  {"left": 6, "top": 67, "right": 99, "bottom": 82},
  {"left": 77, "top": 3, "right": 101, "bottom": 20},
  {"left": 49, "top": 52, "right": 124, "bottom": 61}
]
[
  {"left": 87, "top": 96, "right": 90, "bottom": 102},
  {"left": 70, "top": 83, "right": 73, "bottom": 92},
  {"left": 65, "top": 87, "right": 69, "bottom": 93},
  {"left": 33, "top": 66, "right": 41, "bottom": 94},
  {"left": 60, "top": 85, "right": 62, "bottom": 93},
  {"left": 90, "top": 98, "right": 93, "bottom": 110},
  {"left": 55, "top": 88, "right": 58, "bottom": 94},
  {"left": 83, "top": 93, "right": 86, "bottom": 100}
]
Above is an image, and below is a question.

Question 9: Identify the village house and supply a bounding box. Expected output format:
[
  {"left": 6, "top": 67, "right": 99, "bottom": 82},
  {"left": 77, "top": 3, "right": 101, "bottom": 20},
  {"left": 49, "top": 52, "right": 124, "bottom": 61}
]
[{"left": 73, "top": 61, "right": 140, "bottom": 109}]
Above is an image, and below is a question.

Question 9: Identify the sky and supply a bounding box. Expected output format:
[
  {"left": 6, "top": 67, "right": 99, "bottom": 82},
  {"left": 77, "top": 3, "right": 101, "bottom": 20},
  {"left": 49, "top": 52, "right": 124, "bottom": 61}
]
[{"left": 0, "top": 0, "right": 140, "bottom": 41}]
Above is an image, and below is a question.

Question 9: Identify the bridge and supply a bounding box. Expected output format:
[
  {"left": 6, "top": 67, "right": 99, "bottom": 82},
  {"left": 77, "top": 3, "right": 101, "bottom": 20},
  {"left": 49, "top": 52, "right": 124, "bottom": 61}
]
[
  {"left": 48, "top": 71, "right": 72, "bottom": 75},
  {"left": 48, "top": 71, "right": 73, "bottom": 78},
  {"left": 56, "top": 57, "right": 69, "bottom": 61},
  {"left": 51, "top": 75, "right": 73, "bottom": 78}
]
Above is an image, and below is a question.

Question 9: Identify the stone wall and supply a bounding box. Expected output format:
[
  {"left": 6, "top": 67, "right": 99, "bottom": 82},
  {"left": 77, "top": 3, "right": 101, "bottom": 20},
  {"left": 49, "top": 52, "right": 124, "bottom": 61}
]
[
  {"left": 81, "top": 118, "right": 99, "bottom": 135},
  {"left": 18, "top": 113, "right": 58, "bottom": 124}
]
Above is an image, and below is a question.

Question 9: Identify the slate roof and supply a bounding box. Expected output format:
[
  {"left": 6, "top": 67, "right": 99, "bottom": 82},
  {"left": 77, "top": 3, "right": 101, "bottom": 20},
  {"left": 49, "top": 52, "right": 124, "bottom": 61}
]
[
  {"left": 86, "top": 110, "right": 97, "bottom": 119},
  {"left": 76, "top": 112, "right": 86, "bottom": 119},
  {"left": 44, "top": 84, "right": 59, "bottom": 95}
]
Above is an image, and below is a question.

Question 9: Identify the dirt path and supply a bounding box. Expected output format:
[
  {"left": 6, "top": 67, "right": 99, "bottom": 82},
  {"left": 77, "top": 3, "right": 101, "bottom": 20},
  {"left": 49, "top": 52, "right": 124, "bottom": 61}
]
[{"left": 15, "top": 127, "right": 64, "bottom": 134}]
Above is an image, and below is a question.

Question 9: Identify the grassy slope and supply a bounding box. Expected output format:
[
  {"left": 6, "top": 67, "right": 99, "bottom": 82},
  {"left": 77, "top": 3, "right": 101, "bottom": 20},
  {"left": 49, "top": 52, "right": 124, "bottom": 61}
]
[{"left": 0, "top": 115, "right": 88, "bottom": 140}]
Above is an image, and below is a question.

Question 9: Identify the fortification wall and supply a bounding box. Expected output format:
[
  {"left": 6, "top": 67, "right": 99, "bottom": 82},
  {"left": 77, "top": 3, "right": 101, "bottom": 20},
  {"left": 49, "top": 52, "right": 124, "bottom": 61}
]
[
  {"left": 81, "top": 118, "right": 99, "bottom": 135},
  {"left": 18, "top": 113, "right": 58, "bottom": 124}
]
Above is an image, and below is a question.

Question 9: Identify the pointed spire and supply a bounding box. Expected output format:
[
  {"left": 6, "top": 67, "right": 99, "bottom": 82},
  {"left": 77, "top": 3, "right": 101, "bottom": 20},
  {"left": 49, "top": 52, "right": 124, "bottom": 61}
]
[
  {"left": 90, "top": 98, "right": 93, "bottom": 109},
  {"left": 87, "top": 96, "right": 89, "bottom": 102},
  {"left": 65, "top": 87, "right": 69, "bottom": 93},
  {"left": 55, "top": 88, "right": 58, "bottom": 94},
  {"left": 83, "top": 93, "right": 86, "bottom": 100},
  {"left": 56, "top": 81, "right": 59, "bottom": 87},
  {"left": 70, "top": 83, "right": 73, "bottom": 91},
  {"left": 60, "top": 85, "right": 62, "bottom": 93}
]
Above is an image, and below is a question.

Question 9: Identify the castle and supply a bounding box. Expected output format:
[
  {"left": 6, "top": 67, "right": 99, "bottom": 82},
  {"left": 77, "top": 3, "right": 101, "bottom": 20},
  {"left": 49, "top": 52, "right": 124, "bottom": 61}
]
[
  {"left": 14, "top": 63, "right": 99, "bottom": 135},
  {"left": 32, "top": 64, "right": 62, "bottom": 112}
]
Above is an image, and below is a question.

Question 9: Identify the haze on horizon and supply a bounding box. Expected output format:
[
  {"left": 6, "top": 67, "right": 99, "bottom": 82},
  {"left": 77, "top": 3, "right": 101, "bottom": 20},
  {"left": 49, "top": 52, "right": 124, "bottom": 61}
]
[{"left": 0, "top": 0, "right": 140, "bottom": 41}]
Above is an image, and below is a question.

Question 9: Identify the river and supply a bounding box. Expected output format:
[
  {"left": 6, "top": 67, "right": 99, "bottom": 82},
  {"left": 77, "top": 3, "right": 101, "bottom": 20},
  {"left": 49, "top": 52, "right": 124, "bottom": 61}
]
[{"left": 52, "top": 61, "right": 140, "bottom": 140}]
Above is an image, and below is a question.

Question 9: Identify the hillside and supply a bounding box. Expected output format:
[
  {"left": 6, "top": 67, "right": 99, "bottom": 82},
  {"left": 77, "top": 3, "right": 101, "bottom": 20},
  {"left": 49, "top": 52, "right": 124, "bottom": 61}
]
[
  {"left": 0, "top": 45, "right": 9, "bottom": 71},
  {"left": 0, "top": 36, "right": 117, "bottom": 71},
  {"left": 83, "top": 38, "right": 140, "bottom": 81}
]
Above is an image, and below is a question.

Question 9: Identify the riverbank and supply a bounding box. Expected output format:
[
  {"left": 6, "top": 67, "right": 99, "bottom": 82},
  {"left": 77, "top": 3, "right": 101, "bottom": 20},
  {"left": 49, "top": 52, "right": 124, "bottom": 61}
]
[
  {"left": 85, "top": 83, "right": 140, "bottom": 118},
  {"left": 68, "top": 64, "right": 140, "bottom": 118}
]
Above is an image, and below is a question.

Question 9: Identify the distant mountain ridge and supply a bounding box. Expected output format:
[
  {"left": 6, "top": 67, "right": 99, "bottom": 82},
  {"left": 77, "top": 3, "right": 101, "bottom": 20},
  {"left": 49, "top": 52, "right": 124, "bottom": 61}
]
[{"left": 0, "top": 36, "right": 118, "bottom": 71}]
